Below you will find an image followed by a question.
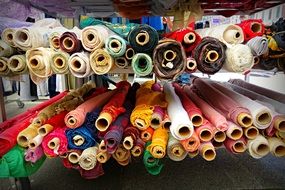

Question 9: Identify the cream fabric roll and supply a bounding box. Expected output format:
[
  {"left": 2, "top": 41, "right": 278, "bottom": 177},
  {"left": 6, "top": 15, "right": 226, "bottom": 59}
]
[
  {"left": 0, "top": 57, "right": 10, "bottom": 76},
  {"left": 51, "top": 50, "right": 70, "bottom": 74},
  {"left": 78, "top": 146, "right": 98, "bottom": 170},
  {"left": 1, "top": 28, "right": 16, "bottom": 47},
  {"left": 226, "top": 121, "right": 243, "bottom": 140},
  {"left": 68, "top": 52, "right": 93, "bottom": 78},
  {"left": 247, "top": 135, "right": 270, "bottom": 159},
  {"left": 8, "top": 54, "right": 28, "bottom": 75},
  {"left": 268, "top": 137, "right": 285, "bottom": 157},
  {"left": 164, "top": 82, "right": 194, "bottom": 140},
  {"left": 167, "top": 134, "right": 187, "bottom": 161},
  {"left": 0, "top": 40, "right": 15, "bottom": 57}
]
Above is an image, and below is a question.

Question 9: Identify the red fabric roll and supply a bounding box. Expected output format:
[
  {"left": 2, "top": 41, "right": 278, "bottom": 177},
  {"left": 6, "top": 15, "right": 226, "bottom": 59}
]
[
  {"left": 238, "top": 19, "right": 265, "bottom": 42},
  {"left": 224, "top": 136, "right": 247, "bottom": 154},
  {"left": 141, "top": 127, "right": 154, "bottom": 142},
  {"left": 164, "top": 28, "right": 202, "bottom": 56},
  {"left": 79, "top": 163, "right": 104, "bottom": 179},
  {"left": 46, "top": 111, "right": 68, "bottom": 129}
]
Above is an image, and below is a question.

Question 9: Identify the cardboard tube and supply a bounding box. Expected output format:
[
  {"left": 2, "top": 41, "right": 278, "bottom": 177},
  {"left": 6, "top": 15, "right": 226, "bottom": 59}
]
[
  {"left": 256, "top": 111, "right": 272, "bottom": 125},
  {"left": 186, "top": 58, "right": 197, "bottom": 72},
  {"left": 135, "top": 118, "right": 148, "bottom": 130},
  {"left": 164, "top": 50, "right": 177, "bottom": 62},
  {"left": 125, "top": 48, "right": 135, "bottom": 60},
  {"left": 68, "top": 152, "right": 81, "bottom": 164},
  {"left": 28, "top": 135, "right": 43, "bottom": 149},
  {"left": 199, "top": 142, "right": 216, "bottom": 161},
  {"left": 99, "top": 140, "right": 107, "bottom": 152},
  {"left": 152, "top": 146, "right": 165, "bottom": 158},
  {"left": 73, "top": 135, "right": 85, "bottom": 146},
  {"left": 17, "top": 124, "right": 39, "bottom": 147},
  {"left": 268, "top": 137, "right": 285, "bottom": 157},
  {"left": 63, "top": 37, "right": 74, "bottom": 50},
  {"left": 109, "top": 39, "right": 121, "bottom": 53},
  {"left": 237, "top": 113, "right": 253, "bottom": 128},
  {"left": 95, "top": 112, "right": 112, "bottom": 132},
  {"left": 223, "top": 29, "right": 241, "bottom": 42},
  {"left": 29, "top": 56, "right": 43, "bottom": 70},
  {"left": 162, "top": 117, "right": 171, "bottom": 131},
  {"left": 233, "top": 141, "right": 246, "bottom": 153},
  {"left": 251, "top": 22, "right": 262, "bottom": 33},
  {"left": 123, "top": 136, "right": 134, "bottom": 150},
  {"left": 114, "top": 145, "right": 130, "bottom": 162},
  {"left": 38, "top": 124, "right": 54, "bottom": 137},
  {"left": 188, "top": 149, "right": 199, "bottom": 158},
  {"left": 70, "top": 59, "right": 83, "bottom": 72},
  {"left": 214, "top": 130, "right": 226, "bottom": 142},
  {"left": 151, "top": 113, "right": 163, "bottom": 129},
  {"left": 48, "top": 137, "right": 60, "bottom": 149},
  {"left": 184, "top": 32, "right": 196, "bottom": 44},
  {"left": 274, "top": 117, "right": 285, "bottom": 132},
  {"left": 135, "top": 31, "right": 149, "bottom": 46},
  {"left": 54, "top": 57, "right": 65, "bottom": 69},
  {"left": 206, "top": 50, "right": 219, "bottom": 63},
  {"left": 97, "top": 151, "right": 111, "bottom": 163},
  {"left": 226, "top": 122, "right": 243, "bottom": 140},
  {"left": 171, "top": 146, "right": 184, "bottom": 158},
  {"left": 243, "top": 126, "right": 259, "bottom": 140},
  {"left": 131, "top": 146, "right": 143, "bottom": 157},
  {"left": 16, "top": 30, "right": 28, "bottom": 43}
]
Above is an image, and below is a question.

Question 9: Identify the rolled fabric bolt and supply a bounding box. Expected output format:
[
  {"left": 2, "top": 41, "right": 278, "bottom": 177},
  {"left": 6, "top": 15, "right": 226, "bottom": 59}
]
[
  {"left": 99, "top": 140, "right": 107, "bottom": 152},
  {"left": 123, "top": 125, "right": 140, "bottom": 150},
  {"left": 28, "top": 135, "right": 43, "bottom": 149},
  {"left": 79, "top": 146, "right": 98, "bottom": 170},
  {"left": 274, "top": 116, "right": 285, "bottom": 132},
  {"left": 123, "top": 136, "right": 134, "bottom": 150},
  {"left": 199, "top": 142, "right": 216, "bottom": 161},
  {"left": 90, "top": 48, "right": 114, "bottom": 75},
  {"left": 131, "top": 138, "right": 145, "bottom": 157},
  {"left": 115, "top": 57, "right": 129, "bottom": 69},
  {"left": 180, "top": 131, "right": 200, "bottom": 152},
  {"left": 167, "top": 134, "right": 187, "bottom": 161},
  {"left": 195, "top": 119, "right": 215, "bottom": 142},
  {"left": 49, "top": 27, "right": 69, "bottom": 50},
  {"left": 131, "top": 53, "right": 153, "bottom": 76},
  {"left": 68, "top": 52, "right": 93, "bottom": 78},
  {"left": 125, "top": 47, "right": 135, "bottom": 60},
  {"left": 59, "top": 29, "right": 82, "bottom": 54},
  {"left": 37, "top": 124, "right": 54, "bottom": 137},
  {"left": 96, "top": 151, "right": 111, "bottom": 163},
  {"left": 7, "top": 55, "right": 28, "bottom": 75},
  {"left": 150, "top": 106, "right": 165, "bottom": 129},
  {"left": 143, "top": 142, "right": 164, "bottom": 175},
  {"left": 0, "top": 57, "right": 10, "bottom": 76},
  {"left": 112, "top": 145, "right": 131, "bottom": 166},
  {"left": 188, "top": 149, "right": 199, "bottom": 158},
  {"left": 268, "top": 137, "right": 285, "bottom": 157},
  {"left": 214, "top": 130, "right": 226, "bottom": 143},
  {"left": 246, "top": 36, "right": 268, "bottom": 56},
  {"left": 48, "top": 137, "right": 60, "bottom": 150},
  {"left": 238, "top": 19, "right": 264, "bottom": 42},
  {"left": 68, "top": 150, "right": 82, "bottom": 164},
  {"left": 162, "top": 113, "right": 172, "bottom": 130},
  {"left": 247, "top": 135, "right": 270, "bottom": 159},
  {"left": 224, "top": 137, "right": 247, "bottom": 154},
  {"left": 141, "top": 127, "right": 154, "bottom": 142},
  {"left": 24, "top": 146, "right": 44, "bottom": 163},
  {"left": 253, "top": 56, "right": 260, "bottom": 65},
  {"left": 164, "top": 83, "right": 194, "bottom": 140},
  {"left": 243, "top": 126, "right": 259, "bottom": 140},
  {"left": 17, "top": 124, "right": 39, "bottom": 147},
  {"left": 147, "top": 127, "right": 168, "bottom": 158},
  {"left": 105, "top": 35, "right": 127, "bottom": 57},
  {"left": 1, "top": 28, "right": 17, "bottom": 47},
  {"left": 185, "top": 57, "right": 197, "bottom": 73},
  {"left": 51, "top": 51, "right": 70, "bottom": 74},
  {"left": 73, "top": 135, "right": 85, "bottom": 146},
  {"left": 226, "top": 121, "right": 243, "bottom": 140},
  {"left": 276, "top": 131, "right": 285, "bottom": 140}
]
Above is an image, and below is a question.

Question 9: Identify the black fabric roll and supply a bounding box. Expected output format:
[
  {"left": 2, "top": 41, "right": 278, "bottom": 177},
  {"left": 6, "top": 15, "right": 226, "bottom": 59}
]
[{"left": 259, "top": 58, "right": 277, "bottom": 70}]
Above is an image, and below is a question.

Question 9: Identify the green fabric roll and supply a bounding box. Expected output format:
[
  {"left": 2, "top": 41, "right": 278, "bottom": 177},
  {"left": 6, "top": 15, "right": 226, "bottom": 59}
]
[
  {"left": 0, "top": 146, "right": 46, "bottom": 178},
  {"left": 131, "top": 53, "right": 153, "bottom": 76},
  {"left": 105, "top": 35, "right": 127, "bottom": 58},
  {"left": 143, "top": 142, "right": 164, "bottom": 176},
  {"left": 79, "top": 17, "right": 138, "bottom": 38}
]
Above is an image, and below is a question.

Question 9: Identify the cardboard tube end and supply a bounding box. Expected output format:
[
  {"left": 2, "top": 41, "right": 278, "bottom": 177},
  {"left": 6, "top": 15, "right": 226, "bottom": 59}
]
[
  {"left": 96, "top": 112, "right": 112, "bottom": 132},
  {"left": 237, "top": 113, "right": 253, "bottom": 128}
]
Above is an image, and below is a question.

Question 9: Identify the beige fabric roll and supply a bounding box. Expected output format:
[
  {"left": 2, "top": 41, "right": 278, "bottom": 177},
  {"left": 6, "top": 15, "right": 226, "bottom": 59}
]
[
  {"left": 78, "top": 146, "right": 98, "bottom": 170},
  {"left": 68, "top": 151, "right": 82, "bottom": 164},
  {"left": 0, "top": 40, "right": 15, "bottom": 57},
  {"left": 167, "top": 134, "right": 187, "bottom": 161},
  {"left": 226, "top": 121, "right": 243, "bottom": 140},
  {"left": 243, "top": 126, "right": 259, "bottom": 140},
  {"left": 51, "top": 50, "right": 70, "bottom": 74},
  {"left": 268, "top": 137, "right": 285, "bottom": 157},
  {"left": 26, "top": 47, "right": 54, "bottom": 84},
  {"left": 247, "top": 134, "right": 270, "bottom": 159},
  {"left": 8, "top": 54, "right": 28, "bottom": 75},
  {"left": 28, "top": 135, "right": 43, "bottom": 149},
  {"left": 0, "top": 57, "right": 11, "bottom": 76},
  {"left": 199, "top": 142, "right": 216, "bottom": 161},
  {"left": 68, "top": 51, "right": 93, "bottom": 78},
  {"left": 1, "top": 28, "right": 16, "bottom": 47},
  {"left": 96, "top": 151, "right": 111, "bottom": 164},
  {"left": 90, "top": 49, "right": 114, "bottom": 75},
  {"left": 112, "top": 145, "right": 131, "bottom": 166}
]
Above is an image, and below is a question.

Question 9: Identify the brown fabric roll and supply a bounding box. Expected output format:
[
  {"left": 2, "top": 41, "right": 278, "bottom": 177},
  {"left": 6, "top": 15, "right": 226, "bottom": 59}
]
[{"left": 59, "top": 31, "right": 82, "bottom": 54}]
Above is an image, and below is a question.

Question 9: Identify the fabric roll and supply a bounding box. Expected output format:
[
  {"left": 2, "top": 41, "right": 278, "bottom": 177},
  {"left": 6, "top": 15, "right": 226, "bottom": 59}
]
[
  {"left": 150, "top": 106, "right": 165, "bottom": 129},
  {"left": 164, "top": 28, "right": 201, "bottom": 56},
  {"left": 212, "top": 139, "right": 224, "bottom": 149},
  {"left": 153, "top": 39, "right": 186, "bottom": 80},
  {"left": 195, "top": 119, "right": 215, "bottom": 142},
  {"left": 185, "top": 57, "right": 197, "bottom": 73},
  {"left": 246, "top": 36, "right": 268, "bottom": 56},
  {"left": 26, "top": 47, "right": 54, "bottom": 84},
  {"left": 96, "top": 150, "right": 111, "bottom": 164},
  {"left": 81, "top": 25, "right": 113, "bottom": 52},
  {"left": 224, "top": 44, "right": 254, "bottom": 72},
  {"left": 42, "top": 127, "right": 68, "bottom": 157},
  {"left": 0, "top": 145, "right": 45, "bottom": 177},
  {"left": 143, "top": 142, "right": 164, "bottom": 175},
  {"left": 105, "top": 35, "right": 127, "bottom": 58},
  {"left": 173, "top": 83, "right": 203, "bottom": 127},
  {"left": 123, "top": 125, "right": 140, "bottom": 150},
  {"left": 0, "top": 40, "right": 15, "bottom": 57},
  {"left": 79, "top": 163, "right": 104, "bottom": 179},
  {"left": 51, "top": 50, "right": 70, "bottom": 74},
  {"left": 243, "top": 126, "right": 259, "bottom": 140},
  {"left": 268, "top": 137, "right": 285, "bottom": 157},
  {"left": 65, "top": 89, "right": 112, "bottom": 129},
  {"left": 199, "top": 142, "right": 216, "bottom": 161},
  {"left": 24, "top": 146, "right": 44, "bottom": 163},
  {"left": 59, "top": 27, "right": 82, "bottom": 54},
  {"left": 247, "top": 135, "right": 270, "bottom": 159},
  {"left": 112, "top": 145, "right": 131, "bottom": 166},
  {"left": 0, "top": 57, "right": 11, "bottom": 76},
  {"left": 147, "top": 127, "right": 168, "bottom": 159},
  {"left": 238, "top": 19, "right": 264, "bottom": 42},
  {"left": 180, "top": 131, "right": 200, "bottom": 152},
  {"left": 1, "top": 28, "right": 17, "bottom": 47},
  {"left": 209, "top": 81, "right": 272, "bottom": 129},
  {"left": 131, "top": 81, "right": 168, "bottom": 131},
  {"left": 96, "top": 81, "right": 131, "bottom": 132},
  {"left": 196, "top": 24, "right": 244, "bottom": 45},
  {"left": 90, "top": 48, "right": 114, "bottom": 75},
  {"left": 68, "top": 52, "right": 93, "bottom": 78},
  {"left": 191, "top": 78, "right": 253, "bottom": 128},
  {"left": 213, "top": 129, "right": 226, "bottom": 143},
  {"left": 17, "top": 123, "right": 40, "bottom": 147},
  {"left": 7, "top": 54, "right": 27, "bottom": 75},
  {"left": 164, "top": 83, "right": 194, "bottom": 140},
  {"left": 128, "top": 24, "right": 158, "bottom": 53},
  {"left": 131, "top": 138, "right": 145, "bottom": 157},
  {"left": 228, "top": 79, "right": 285, "bottom": 104},
  {"left": 49, "top": 27, "right": 69, "bottom": 50},
  {"left": 28, "top": 135, "right": 43, "bottom": 149},
  {"left": 162, "top": 112, "right": 171, "bottom": 130},
  {"left": 224, "top": 137, "right": 247, "bottom": 154},
  {"left": 115, "top": 57, "right": 129, "bottom": 69},
  {"left": 225, "top": 121, "right": 243, "bottom": 140},
  {"left": 13, "top": 27, "right": 51, "bottom": 51},
  {"left": 167, "top": 134, "right": 187, "bottom": 161},
  {"left": 192, "top": 37, "right": 227, "bottom": 74},
  {"left": 184, "top": 86, "right": 228, "bottom": 131},
  {"left": 141, "top": 127, "right": 154, "bottom": 142},
  {"left": 79, "top": 146, "right": 98, "bottom": 170},
  {"left": 67, "top": 149, "right": 82, "bottom": 164},
  {"left": 131, "top": 53, "right": 153, "bottom": 76},
  {"left": 125, "top": 47, "right": 135, "bottom": 60}
]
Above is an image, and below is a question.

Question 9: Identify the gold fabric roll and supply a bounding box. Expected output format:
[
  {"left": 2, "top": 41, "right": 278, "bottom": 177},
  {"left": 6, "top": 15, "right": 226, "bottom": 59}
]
[
  {"left": 51, "top": 51, "right": 70, "bottom": 74},
  {"left": 17, "top": 124, "right": 40, "bottom": 147},
  {"left": 90, "top": 49, "right": 114, "bottom": 75}
]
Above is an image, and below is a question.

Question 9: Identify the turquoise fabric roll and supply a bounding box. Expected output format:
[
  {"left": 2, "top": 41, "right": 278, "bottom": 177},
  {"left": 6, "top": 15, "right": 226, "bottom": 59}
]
[
  {"left": 105, "top": 35, "right": 127, "bottom": 58},
  {"left": 131, "top": 53, "right": 153, "bottom": 76}
]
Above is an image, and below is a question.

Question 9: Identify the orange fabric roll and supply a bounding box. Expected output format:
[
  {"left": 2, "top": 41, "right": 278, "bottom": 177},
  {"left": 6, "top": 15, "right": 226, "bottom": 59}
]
[
  {"left": 141, "top": 127, "right": 154, "bottom": 142},
  {"left": 180, "top": 131, "right": 200, "bottom": 152}
]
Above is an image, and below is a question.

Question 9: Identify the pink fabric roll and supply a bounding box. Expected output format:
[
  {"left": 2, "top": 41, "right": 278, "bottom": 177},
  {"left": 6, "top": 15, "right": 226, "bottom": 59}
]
[
  {"left": 191, "top": 78, "right": 252, "bottom": 127},
  {"left": 184, "top": 86, "right": 228, "bottom": 131},
  {"left": 195, "top": 119, "right": 215, "bottom": 142},
  {"left": 224, "top": 136, "right": 247, "bottom": 154},
  {"left": 64, "top": 89, "right": 114, "bottom": 129},
  {"left": 24, "top": 146, "right": 44, "bottom": 163}
]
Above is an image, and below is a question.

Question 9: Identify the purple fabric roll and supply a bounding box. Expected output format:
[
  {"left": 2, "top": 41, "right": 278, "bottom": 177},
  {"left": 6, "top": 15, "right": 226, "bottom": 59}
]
[{"left": 24, "top": 146, "right": 44, "bottom": 163}]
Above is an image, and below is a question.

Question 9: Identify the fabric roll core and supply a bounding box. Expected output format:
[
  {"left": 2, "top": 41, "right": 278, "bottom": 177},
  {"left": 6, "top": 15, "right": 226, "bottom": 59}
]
[
  {"left": 18, "top": 136, "right": 28, "bottom": 145},
  {"left": 200, "top": 129, "right": 212, "bottom": 142},
  {"left": 30, "top": 58, "right": 40, "bottom": 69},
  {"left": 233, "top": 141, "right": 246, "bottom": 153},
  {"left": 230, "top": 129, "right": 243, "bottom": 140},
  {"left": 125, "top": 48, "right": 135, "bottom": 60},
  {"left": 243, "top": 126, "right": 259, "bottom": 139},
  {"left": 73, "top": 135, "right": 84, "bottom": 146},
  {"left": 256, "top": 143, "right": 269, "bottom": 156},
  {"left": 214, "top": 131, "right": 226, "bottom": 142},
  {"left": 253, "top": 56, "right": 260, "bottom": 65},
  {"left": 38, "top": 124, "right": 54, "bottom": 136},
  {"left": 206, "top": 50, "right": 219, "bottom": 62},
  {"left": 178, "top": 126, "right": 191, "bottom": 137},
  {"left": 275, "top": 118, "right": 285, "bottom": 132},
  {"left": 115, "top": 57, "right": 128, "bottom": 68},
  {"left": 95, "top": 112, "right": 112, "bottom": 132},
  {"left": 200, "top": 144, "right": 216, "bottom": 161},
  {"left": 184, "top": 32, "right": 196, "bottom": 44},
  {"left": 123, "top": 136, "right": 134, "bottom": 150},
  {"left": 131, "top": 146, "right": 142, "bottom": 157},
  {"left": 7, "top": 33, "right": 13, "bottom": 41},
  {"left": 136, "top": 31, "right": 149, "bottom": 46},
  {"left": 54, "top": 58, "right": 64, "bottom": 68},
  {"left": 87, "top": 33, "right": 95, "bottom": 41},
  {"left": 164, "top": 50, "right": 176, "bottom": 62},
  {"left": 48, "top": 137, "right": 60, "bottom": 149},
  {"left": 276, "top": 146, "right": 285, "bottom": 156},
  {"left": 71, "top": 60, "right": 82, "bottom": 71},
  {"left": 256, "top": 112, "right": 272, "bottom": 125},
  {"left": 9, "top": 59, "right": 19, "bottom": 70},
  {"left": 68, "top": 152, "right": 80, "bottom": 164},
  {"left": 192, "top": 115, "right": 203, "bottom": 127},
  {"left": 109, "top": 39, "right": 121, "bottom": 53},
  {"left": 186, "top": 59, "right": 197, "bottom": 71},
  {"left": 237, "top": 113, "right": 253, "bottom": 128},
  {"left": 251, "top": 23, "right": 262, "bottom": 33},
  {"left": 63, "top": 37, "right": 74, "bottom": 50},
  {"left": 52, "top": 38, "right": 60, "bottom": 49},
  {"left": 17, "top": 31, "right": 28, "bottom": 43}
]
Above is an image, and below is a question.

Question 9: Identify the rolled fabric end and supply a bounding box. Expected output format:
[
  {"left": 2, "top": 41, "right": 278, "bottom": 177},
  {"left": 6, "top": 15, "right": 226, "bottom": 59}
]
[
  {"left": 28, "top": 135, "right": 43, "bottom": 149},
  {"left": 224, "top": 137, "right": 247, "bottom": 154},
  {"left": 180, "top": 131, "right": 200, "bottom": 152},
  {"left": 237, "top": 113, "right": 253, "bottom": 128},
  {"left": 38, "top": 124, "right": 54, "bottom": 137},
  {"left": 68, "top": 151, "right": 81, "bottom": 164},
  {"left": 274, "top": 116, "right": 285, "bottom": 132},
  {"left": 163, "top": 50, "right": 177, "bottom": 62},
  {"left": 141, "top": 127, "right": 154, "bottom": 142},
  {"left": 48, "top": 137, "right": 60, "bottom": 149},
  {"left": 95, "top": 112, "right": 113, "bottom": 132},
  {"left": 62, "top": 37, "right": 75, "bottom": 51},
  {"left": 186, "top": 57, "right": 197, "bottom": 73},
  {"left": 123, "top": 136, "right": 134, "bottom": 150},
  {"left": 162, "top": 114, "right": 171, "bottom": 131},
  {"left": 17, "top": 124, "right": 39, "bottom": 147},
  {"left": 205, "top": 50, "right": 219, "bottom": 63},
  {"left": 131, "top": 144, "right": 144, "bottom": 157},
  {"left": 115, "top": 57, "right": 129, "bottom": 69},
  {"left": 223, "top": 29, "right": 243, "bottom": 44},
  {"left": 214, "top": 130, "right": 226, "bottom": 143},
  {"left": 125, "top": 47, "right": 135, "bottom": 60},
  {"left": 199, "top": 142, "right": 216, "bottom": 161},
  {"left": 65, "top": 110, "right": 86, "bottom": 129},
  {"left": 73, "top": 135, "right": 85, "bottom": 146},
  {"left": 248, "top": 135, "right": 270, "bottom": 159},
  {"left": 79, "top": 146, "right": 98, "bottom": 170},
  {"left": 256, "top": 111, "right": 272, "bottom": 126},
  {"left": 253, "top": 56, "right": 260, "bottom": 65},
  {"left": 191, "top": 114, "right": 204, "bottom": 127},
  {"left": 96, "top": 151, "right": 111, "bottom": 163},
  {"left": 243, "top": 126, "right": 259, "bottom": 140},
  {"left": 184, "top": 32, "right": 196, "bottom": 44},
  {"left": 268, "top": 137, "right": 285, "bottom": 157},
  {"left": 188, "top": 149, "right": 199, "bottom": 158},
  {"left": 135, "top": 31, "right": 150, "bottom": 46},
  {"left": 226, "top": 121, "right": 243, "bottom": 140},
  {"left": 151, "top": 106, "right": 164, "bottom": 130},
  {"left": 135, "top": 118, "right": 149, "bottom": 131},
  {"left": 197, "top": 128, "right": 214, "bottom": 142},
  {"left": 251, "top": 22, "right": 262, "bottom": 33}
]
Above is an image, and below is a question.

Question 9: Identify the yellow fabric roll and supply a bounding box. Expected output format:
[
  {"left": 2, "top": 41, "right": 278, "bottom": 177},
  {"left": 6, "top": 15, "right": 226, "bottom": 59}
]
[
  {"left": 8, "top": 54, "right": 28, "bottom": 75},
  {"left": 147, "top": 127, "right": 169, "bottom": 159},
  {"left": 90, "top": 49, "right": 114, "bottom": 75},
  {"left": 267, "top": 36, "right": 280, "bottom": 51},
  {"left": 96, "top": 150, "right": 111, "bottom": 164},
  {"left": 1, "top": 28, "right": 16, "bottom": 47},
  {"left": 268, "top": 137, "right": 285, "bottom": 157},
  {"left": 37, "top": 124, "right": 54, "bottom": 137},
  {"left": 17, "top": 124, "right": 40, "bottom": 147}
]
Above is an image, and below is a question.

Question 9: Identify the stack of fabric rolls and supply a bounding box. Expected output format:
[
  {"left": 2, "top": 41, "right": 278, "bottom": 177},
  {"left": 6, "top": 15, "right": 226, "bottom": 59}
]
[{"left": 1, "top": 78, "right": 284, "bottom": 178}]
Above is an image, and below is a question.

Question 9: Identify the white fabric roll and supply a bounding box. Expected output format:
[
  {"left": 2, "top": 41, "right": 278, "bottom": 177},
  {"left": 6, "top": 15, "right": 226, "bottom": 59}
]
[
  {"left": 247, "top": 135, "right": 270, "bottom": 159},
  {"left": 164, "top": 82, "right": 194, "bottom": 140},
  {"left": 78, "top": 146, "right": 98, "bottom": 170},
  {"left": 268, "top": 137, "right": 285, "bottom": 157},
  {"left": 68, "top": 52, "right": 93, "bottom": 78},
  {"left": 32, "top": 18, "right": 62, "bottom": 29},
  {"left": 167, "top": 134, "right": 187, "bottom": 161},
  {"left": 0, "top": 40, "right": 15, "bottom": 57}
]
